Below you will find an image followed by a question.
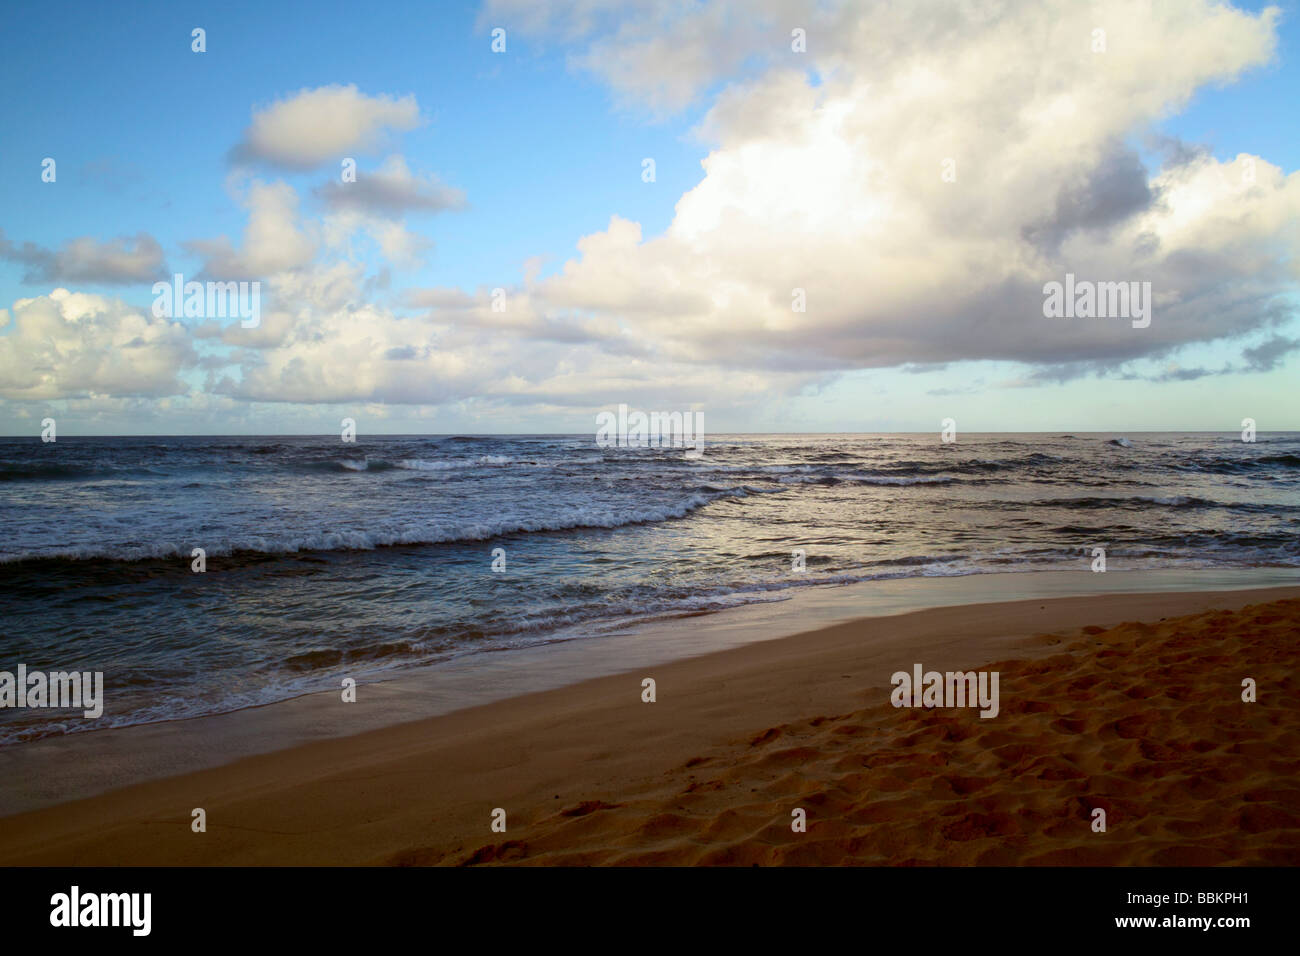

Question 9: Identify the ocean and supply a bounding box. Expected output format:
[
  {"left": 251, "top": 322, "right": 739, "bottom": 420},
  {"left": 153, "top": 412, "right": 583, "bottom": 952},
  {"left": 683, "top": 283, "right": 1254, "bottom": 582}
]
[{"left": 1, "top": 431, "right": 1297, "bottom": 745}]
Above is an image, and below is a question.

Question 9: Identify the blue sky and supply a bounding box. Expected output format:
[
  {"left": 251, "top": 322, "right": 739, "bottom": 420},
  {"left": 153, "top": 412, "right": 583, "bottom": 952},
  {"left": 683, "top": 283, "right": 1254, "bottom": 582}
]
[
  {"left": 1, "top": 0, "right": 1297, "bottom": 433},
  {"left": 0, "top": 1, "right": 701, "bottom": 298}
]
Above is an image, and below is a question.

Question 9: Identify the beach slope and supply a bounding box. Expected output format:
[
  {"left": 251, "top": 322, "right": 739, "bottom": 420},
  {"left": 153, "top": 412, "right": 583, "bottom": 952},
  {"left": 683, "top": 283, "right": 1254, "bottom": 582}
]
[{"left": 0, "top": 587, "right": 1296, "bottom": 866}]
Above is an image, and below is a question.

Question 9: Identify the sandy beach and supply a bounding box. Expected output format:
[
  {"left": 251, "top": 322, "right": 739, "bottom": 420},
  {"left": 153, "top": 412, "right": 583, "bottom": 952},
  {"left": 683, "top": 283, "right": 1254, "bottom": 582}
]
[
  {"left": 1, "top": 583, "right": 1296, "bottom": 866},
  {"left": 4, "top": 0, "right": 1300, "bottom": 910}
]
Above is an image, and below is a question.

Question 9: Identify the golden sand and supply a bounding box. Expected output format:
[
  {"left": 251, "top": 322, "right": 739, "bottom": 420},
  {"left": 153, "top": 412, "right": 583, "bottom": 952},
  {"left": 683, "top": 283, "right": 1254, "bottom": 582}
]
[{"left": 1, "top": 588, "right": 1295, "bottom": 866}]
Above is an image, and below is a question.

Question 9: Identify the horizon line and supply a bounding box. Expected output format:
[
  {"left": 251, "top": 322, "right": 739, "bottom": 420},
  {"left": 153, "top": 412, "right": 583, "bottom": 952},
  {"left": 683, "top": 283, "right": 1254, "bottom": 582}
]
[{"left": 3, "top": 428, "right": 1296, "bottom": 439}]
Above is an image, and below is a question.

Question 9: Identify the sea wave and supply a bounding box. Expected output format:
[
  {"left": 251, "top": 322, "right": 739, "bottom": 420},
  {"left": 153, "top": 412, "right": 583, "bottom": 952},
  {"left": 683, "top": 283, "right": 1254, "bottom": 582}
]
[
  {"left": 0, "top": 488, "right": 748, "bottom": 565},
  {"left": 1024, "top": 495, "right": 1285, "bottom": 512}
]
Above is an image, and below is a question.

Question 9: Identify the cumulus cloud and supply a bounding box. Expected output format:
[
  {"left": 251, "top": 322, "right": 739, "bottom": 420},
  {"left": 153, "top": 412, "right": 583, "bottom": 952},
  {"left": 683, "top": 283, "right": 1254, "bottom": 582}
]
[
  {"left": 186, "top": 0, "right": 1298, "bottom": 413},
  {"left": 481, "top": 0, "right": 800, "bottom": 114},
  {"left": 10, "top": 0, "right": 1295, "bottom": 425},
  {"left": 315, "top": 156, "right": 466, "bottom": 216},
  {"left": 196, "top": 258, "right": 804, "bottom": 409},
  {"left": 231, "top": 84, "right": 421, "bottom": 170},
  {"left": 495, "top": 0, "right": 1297, "bottom": 381},
  {"left": 186, "top": 180, "right": 318, "bottom": 279},
  {"left": 403, "top": 286, "right": 475, "bottom": 310},
  {"left": 0, "top": 290, "right": 196, "bottom": 400},
  {"left": 0, "top": 230, "right": 166, "bottom": 284}
]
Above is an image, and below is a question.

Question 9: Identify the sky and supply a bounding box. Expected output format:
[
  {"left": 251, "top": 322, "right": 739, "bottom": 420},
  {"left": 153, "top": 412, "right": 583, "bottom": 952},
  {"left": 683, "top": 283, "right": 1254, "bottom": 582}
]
[{"left": 0, "top": 0, "right": 1297, "bottom": 435}]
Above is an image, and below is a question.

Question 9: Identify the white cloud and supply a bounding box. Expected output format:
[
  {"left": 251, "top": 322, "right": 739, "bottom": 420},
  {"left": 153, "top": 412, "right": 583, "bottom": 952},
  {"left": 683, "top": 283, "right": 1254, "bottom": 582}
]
[
  {"left": 403, "top": 286, "right": 475, "bottom": 310},
  {"left": 187, "top": 180, "right": 318, "bottom": 279},
  {"left": 0, "top": 231, "right": 166, "bottom": 284},
  {"left": 186, "top": 0, "right": 1300, "bottom": 414},
  {"left": 501, "top": 0, "right": 1297, "bottom": 377},
  {"left": 232, "top": 84, "right": 421, "bottom": 170},
  {"left": 0, "top": 290, "right": 196, "bottom": 400},
  {"left": 7, "top": 0, "right": 1295, "bottom": 428},
  {"left": 481, "top": 0, "right": 795, "bottom": 113},
  {"left": 315, "top": 156, "right": 466, "bottom": 216}
]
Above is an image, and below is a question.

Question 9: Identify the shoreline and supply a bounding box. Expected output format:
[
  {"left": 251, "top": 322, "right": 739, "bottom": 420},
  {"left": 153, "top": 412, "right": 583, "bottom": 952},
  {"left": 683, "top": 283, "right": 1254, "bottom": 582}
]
[
  {"left": 0, "top": 579, "right": 1297, "bottom": 864},
  {"left": 1, "top": 567, "right": 1298, "bottom": 818}
]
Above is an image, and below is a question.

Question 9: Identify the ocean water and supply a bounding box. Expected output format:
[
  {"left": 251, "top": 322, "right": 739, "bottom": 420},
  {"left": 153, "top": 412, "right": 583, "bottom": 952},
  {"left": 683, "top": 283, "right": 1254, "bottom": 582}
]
[{"left": 0, "top": 431, "right": 1297, "bottom": 745}]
